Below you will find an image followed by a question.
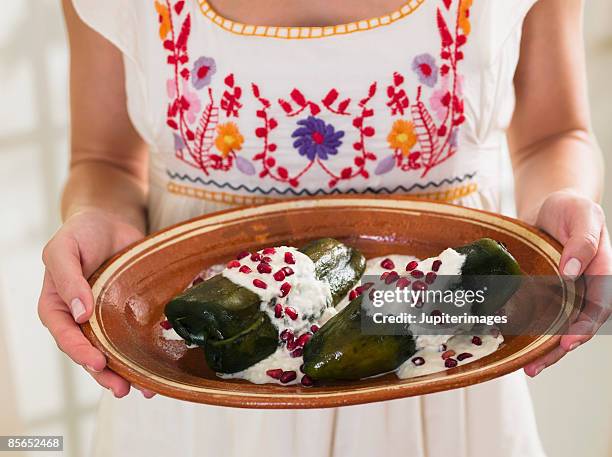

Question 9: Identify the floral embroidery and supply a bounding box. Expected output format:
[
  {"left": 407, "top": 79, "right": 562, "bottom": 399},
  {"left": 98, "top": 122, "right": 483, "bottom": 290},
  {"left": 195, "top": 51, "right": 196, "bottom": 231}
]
[
  {"left": 458, "top": 0, "right": 473, "bottom": 36},
  {"left": 192, "top": 56, "right": 216, "bottom": 89},
  {"left": 155, "top": 1, "right": 171, "bottom": 39},
  {"left": 292, "top": 117, "right": 345, "bottom": 161},
  {"left": 215, "top": 122, "right": 244, "bottom": 156},
  {"left": 412, "top": 54, "right": 438, "bottom": 88},
  {"left": 387, "top": 120, "right": 417, "bottom": 157}
]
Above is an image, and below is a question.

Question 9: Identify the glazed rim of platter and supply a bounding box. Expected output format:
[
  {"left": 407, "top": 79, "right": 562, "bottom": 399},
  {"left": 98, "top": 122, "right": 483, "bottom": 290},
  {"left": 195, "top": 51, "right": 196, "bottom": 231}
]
[{"left": 84, "top": 197, "right": 581, "bottom": 408}]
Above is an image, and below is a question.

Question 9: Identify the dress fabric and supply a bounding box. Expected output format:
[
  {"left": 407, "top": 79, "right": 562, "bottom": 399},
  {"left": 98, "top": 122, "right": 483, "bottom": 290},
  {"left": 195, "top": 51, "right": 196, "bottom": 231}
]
[{"left": 72, "top": 0, "right": 545, "bottom": 455}]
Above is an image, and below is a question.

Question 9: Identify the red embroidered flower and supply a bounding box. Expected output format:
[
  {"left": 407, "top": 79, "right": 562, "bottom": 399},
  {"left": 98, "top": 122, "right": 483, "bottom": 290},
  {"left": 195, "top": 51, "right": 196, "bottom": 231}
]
[
  {"left": 191, "top": 56, "right": 217, "bottom": 89},
  {"left": 412, "top": 53, "right": 439, "bottom": 88}
]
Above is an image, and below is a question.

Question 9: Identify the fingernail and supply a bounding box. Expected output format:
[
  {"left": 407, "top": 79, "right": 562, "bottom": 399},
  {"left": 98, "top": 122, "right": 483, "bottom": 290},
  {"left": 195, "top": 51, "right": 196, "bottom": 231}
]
[
  {"left": 569, "top": 341, "right": 581, "bottom": 351},
  {"left": 533, "top": 365, "right": 545, "bottom": 377},
  {"left": 70, "top": 298, "right": 86, "bottom": 321},
  {"left": 563, "top": 258, "right": 582, "bottom": 280},
  {"left": 85, "top": 364, "right": 101, "bottom": 373}
]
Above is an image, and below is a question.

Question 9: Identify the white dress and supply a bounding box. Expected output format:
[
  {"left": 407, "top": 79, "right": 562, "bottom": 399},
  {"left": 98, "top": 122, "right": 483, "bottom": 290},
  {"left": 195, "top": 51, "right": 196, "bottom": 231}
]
[{"left": 72, "top": 0, "right": 546, "bottom": 455}]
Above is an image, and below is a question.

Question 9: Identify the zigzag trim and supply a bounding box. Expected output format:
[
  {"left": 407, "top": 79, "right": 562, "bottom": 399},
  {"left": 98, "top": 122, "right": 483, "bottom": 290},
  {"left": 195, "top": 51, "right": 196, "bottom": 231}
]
[{"left": 166, "top": 170, "right": 478, "bottom": 197}]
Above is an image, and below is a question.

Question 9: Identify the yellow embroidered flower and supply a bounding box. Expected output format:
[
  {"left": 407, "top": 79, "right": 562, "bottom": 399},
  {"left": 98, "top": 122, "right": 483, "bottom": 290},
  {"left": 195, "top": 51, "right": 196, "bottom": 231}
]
[
  {"left": 215, "top": 123, "right": 244, "bottom": 157},
  {"left": 387, "top": 120, "right": 417, "bottom": 157},
  {"left": 155, "top": 1, "right": 171, "bottom": 40},
  {"left": 458, "top": 0, "right": 473, "bottom": 36}
]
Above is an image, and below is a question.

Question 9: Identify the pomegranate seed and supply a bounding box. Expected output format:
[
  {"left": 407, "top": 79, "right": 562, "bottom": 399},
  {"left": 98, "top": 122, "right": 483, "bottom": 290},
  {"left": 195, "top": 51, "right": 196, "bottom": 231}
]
[
  {"left": 457, "top": 352, "right": 473, "bottom": 361},
  {"left": 160, "top": 320, "right": 172, "bottom": 330},
  {"left": 257, "top": 262, "right": 272, "bottom": 274},
  {"left": 380, "top": 258, "right": 395, "bottom": 270},
  {"left": 368, "top": 288, "right": 377, "bottom": 301},
  {"left": 430, "top": 309, "right": 442, "bottom": 317},
  {"left": 432, "top": 259, "right": 442, "bottom": 272},
  {"left": 282, "top": 266, "right": 294, "bottom": 276},
  {"left": 442, "top": 350, "right": 456, "bottom": 360},
  {"left": 192, "top": 276, "right": 204, "bottom": 286},
  {"left": 380, "top": 271, "right": 390, "bottom": 281},
  {"left": 290, "top": 347, "right": 303, "bottom": 358},
  {"left": 385, "top": 271, "right": 400, "bottom": 284},
  {"left": 412, "top": 280, "right": 427, "bottom": 291},
  {"left": 285, "top": 306, "right": 298, "bottom": 320},
  {"left": 359, "top": 282, "right": 374, "bottom": 291},
  {"left": 262, "top": 247, "right": 276, "bottom": 255},
  {"left": 262, "top": 256, "right": 272, "bottom": 263},
  {"left": 284, "top": 252, "right": 296, "bottom": 264},
  {"left": 280, "top": 282, "right": 291, "bottom": 297},
  {"left": 239, "top": 265, "right": 252, "bottom": 274},
  {"left": 444, "top": 358, "right": 458, "bottom": 368},
  {"left": 396, "top": 277, "right": 411, "bottom": 289},
  {"left": 236, "top": 251, "right": 250, "bottom": 260},
  {"left": 280, "top": 329, "right": 294, "bottom": 341},
  {"left": 273, "top": 270, "right": 286, "bottom": 281},
  {"left": 296, "top": 333, "right": 311, "bottom": 346},
  {"left": 410, "top": 269, "right": 424, "bottom": 278},
  {"left": 253, "top": 278, "right": 267, "bottom": 289},
  {"left": 471, "top": 336, "right": 482, "bottom": 346},
  {"left": 226, "top": 260, "right": 240, "bottom": 269},
  {"left": 349, "top": 289, "right": 359, "bottom": 301},
  {"left": 425, "top": 272, "right": 437, "bottom": 284},
  {"left": 411, "top": 357, "right": 425, "bottom": 366},
  {"left": 266, "top": 368, "right": 283, "bottom": 379},
  {"left": 274, "top": 303, "right": 283, "bottom": 318},
  {"left": 300, "top": 375, "right": 313, "bottom": 386},
  {"left": 280, "top": 370, "right": 297, "bottom": 384},
  {"left": 310, "top": 324, "right": 319, "bottom": 333},
  {"left": 287, "top": 338, "right": 298, "bottom": 350},
  {"left": 406, "top": 260, "right": 418, "bottom": 271},
  {"left": 250, "top": 252, "right": 263, "bottom": 262}
]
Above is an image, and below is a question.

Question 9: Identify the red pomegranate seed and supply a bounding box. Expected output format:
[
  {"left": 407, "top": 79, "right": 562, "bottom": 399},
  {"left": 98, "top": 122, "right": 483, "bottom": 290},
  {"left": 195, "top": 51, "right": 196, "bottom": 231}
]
[
  {"left": 274, "top": 303, "right": 283, "bottom": 318},
  {"left": 471, "top": 336, "right": 482, "bottom": 346},
  {"left": 412, "top": 357, "right": 425, "bottom": 366},
  {"left": 192, "top": 276, "right": 204, "bottom": 286},
  {"left": 457, "top": 352, "right": 473, "bottom": 361},
  {"left": 226, "top": 260, "right": 240, "bottom": 269},
  {"left": 425, "top": 272, "right": 437, "bottom": 284},
  {"left": 432, "top": 259, "right": 442, "bottom": 272},
  {"left": 430, "top": 309, "right": 442, "bottom": 317},
  {"left": 273, "top": 270, "right": 286, "bottom": 281},
  {"left": 287, "top": 338, "right": 298, "bottom": 350},
  {"left": 253, "top": 278, "right": 267, "bottom": 289},
  {"left": 406, "top": 260, "right": 418, "bottom": 271},
  {"left": 380, "top": 258, "right": 395, "bottom": 270},
  {"left": 285, "top": 306, "right": 298, "bottom": 320},
  {"left": 160, "top": 320, "right": 172, "bottom": 330},
  {"left": 282, "top": 266, "right": 294, "bottom": 276},
  {"left": 444, "top": 358, "right": 458, "bottom": 368},
  {"left": 262, "top": 256, "right": 272, "bottom": 263},
  {"left": 442, "top": 350, "right": 456, "bottom": 360},
  {"left": 368, "top": 288, "right": 377, "bottom": 301},
  {"left": 290, "top": 347, "right": 303, "bottom": 358},
  {"left": 396, "top": 277, "right": 411, "bottom": 289},
  {"left": 257, "top": 262, "right": 272, "bottom": 274},
  {"left": 250, "top": 252, "right": 263, "bottom": 262},
  {"left": 280, "top": 282, "right": 291, "bottom": 298},
  {"left": 410, "top": 269, "right": 424, "bottom": 278},
  {"left": 280, "top": 370, "right": 297, "bottom": 384},
  {"left": 349, "top": 289, "right": 359, "bottom": 301},
  {"left": 262, "top": 247, "right": 276, "bottom": 255},
  {"left": 239, "top": 265, "right": 252, "bottom": 274},
  {"left": 280, "top": 329, "right": 294, "bottom": 341},
  {"left": 412, "top": 280, "right": 427, "bottom": 291},
  {"left": 310, "top": 324, "right": 319, "bottom": 333},
  {"left": 236, "top": 251, "right": 250, "bottom": 260},
  {"left": 300, "top": 375, "right": 313, "bottom": 386},
  {"left": 266, "top": 368, "right": 283, "bottom": 379},
  {"left": 358, "top": 282, "right": 374, "bottom": 292},
  {"left": 296, "top": 333, "right": 311, "bottom": 347},
  {"left": 284, "top": 252, "right": 296, "bottom": 264},
  {"left": 380, "top": 271, "right": 390, "bottom": 281},
  {"left": 385, "top": 271, "right": 400, "bottom": 284}
]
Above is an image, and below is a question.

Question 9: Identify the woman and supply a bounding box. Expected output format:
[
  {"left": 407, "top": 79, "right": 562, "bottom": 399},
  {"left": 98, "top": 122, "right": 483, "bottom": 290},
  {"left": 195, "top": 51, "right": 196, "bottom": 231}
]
[{"left": 39, "top": 0, "right": 610, "bottom": 455}]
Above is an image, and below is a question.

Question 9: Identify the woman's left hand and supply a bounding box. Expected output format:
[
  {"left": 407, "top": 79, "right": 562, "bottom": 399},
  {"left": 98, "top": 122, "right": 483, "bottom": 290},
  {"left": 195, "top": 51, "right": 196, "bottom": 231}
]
[{"left": 523, "top": 190, "right": 612, "bottom": 377}]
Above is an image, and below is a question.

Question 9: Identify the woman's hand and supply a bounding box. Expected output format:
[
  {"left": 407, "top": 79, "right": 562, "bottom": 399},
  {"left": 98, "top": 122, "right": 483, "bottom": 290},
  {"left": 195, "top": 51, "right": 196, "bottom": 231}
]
[
  {"left": 523, "top": 190, "right": 612, "bottom": 377},
  {"left": 38, "top": 209, "right": 153, "bottom": 397}
]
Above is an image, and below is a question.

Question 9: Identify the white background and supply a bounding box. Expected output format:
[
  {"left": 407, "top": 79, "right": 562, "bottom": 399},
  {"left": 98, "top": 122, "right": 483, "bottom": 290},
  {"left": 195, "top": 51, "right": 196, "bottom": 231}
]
[{"left": 0, "top": 1, "right": 610, "bottom": 456}]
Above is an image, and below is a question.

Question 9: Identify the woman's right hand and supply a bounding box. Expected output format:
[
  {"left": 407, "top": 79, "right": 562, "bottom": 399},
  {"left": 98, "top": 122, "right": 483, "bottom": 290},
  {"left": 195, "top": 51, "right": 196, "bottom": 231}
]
[{"left": 38, "top": 208, "right": 150, "bottom": 398}]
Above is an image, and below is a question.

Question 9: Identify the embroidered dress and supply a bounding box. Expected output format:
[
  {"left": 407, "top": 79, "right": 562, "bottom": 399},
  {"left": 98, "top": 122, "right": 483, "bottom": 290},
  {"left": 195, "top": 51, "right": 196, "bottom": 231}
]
[{"left": 72, "top": 0, "right": 546, "bottom": 456}]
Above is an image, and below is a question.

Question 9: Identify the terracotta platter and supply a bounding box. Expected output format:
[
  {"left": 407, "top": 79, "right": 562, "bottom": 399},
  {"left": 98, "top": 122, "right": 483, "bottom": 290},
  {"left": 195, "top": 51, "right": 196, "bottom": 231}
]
[{"left": 82, "top": 197, "right": 582, "bottom": 408}]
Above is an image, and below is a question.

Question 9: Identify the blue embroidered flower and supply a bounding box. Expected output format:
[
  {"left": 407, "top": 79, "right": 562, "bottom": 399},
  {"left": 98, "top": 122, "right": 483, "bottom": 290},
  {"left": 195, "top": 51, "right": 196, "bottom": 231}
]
[
  {"left": 291, "top": 116, "right": 344, "bottom": 161},
  {"left": 412, "top": 53, "right": 438, "bottom": 88},
  {"left": 192, "top": 56, "right": 216, "bottom": 89}
]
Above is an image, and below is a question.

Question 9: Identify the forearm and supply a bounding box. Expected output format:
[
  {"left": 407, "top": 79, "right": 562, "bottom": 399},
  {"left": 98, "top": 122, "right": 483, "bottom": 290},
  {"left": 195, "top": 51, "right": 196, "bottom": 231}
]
[{"left": 61, "top": 160, "right": 148, "bottom": 233}]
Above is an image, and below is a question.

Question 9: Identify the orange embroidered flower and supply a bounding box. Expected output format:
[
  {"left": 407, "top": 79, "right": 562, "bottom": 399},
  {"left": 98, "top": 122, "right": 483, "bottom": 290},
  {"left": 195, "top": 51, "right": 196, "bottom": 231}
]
[
  {"left": 215, "top": 123, "right": 244, "bottom": 157},
  {"left": 458, "top": 0, "right": 473, "bottom": 36},
  {"left": 155, "top": 1, "right": 171, "bottom": 40},
  {"left": 387, "top": 120, "right": 417, "bottom": 157}
]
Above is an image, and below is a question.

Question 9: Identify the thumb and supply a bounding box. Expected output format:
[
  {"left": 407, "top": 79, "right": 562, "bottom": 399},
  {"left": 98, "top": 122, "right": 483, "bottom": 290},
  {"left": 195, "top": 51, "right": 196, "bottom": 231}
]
[{"left": 42, "top": 235, "right": 95, "bottom": 323}]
